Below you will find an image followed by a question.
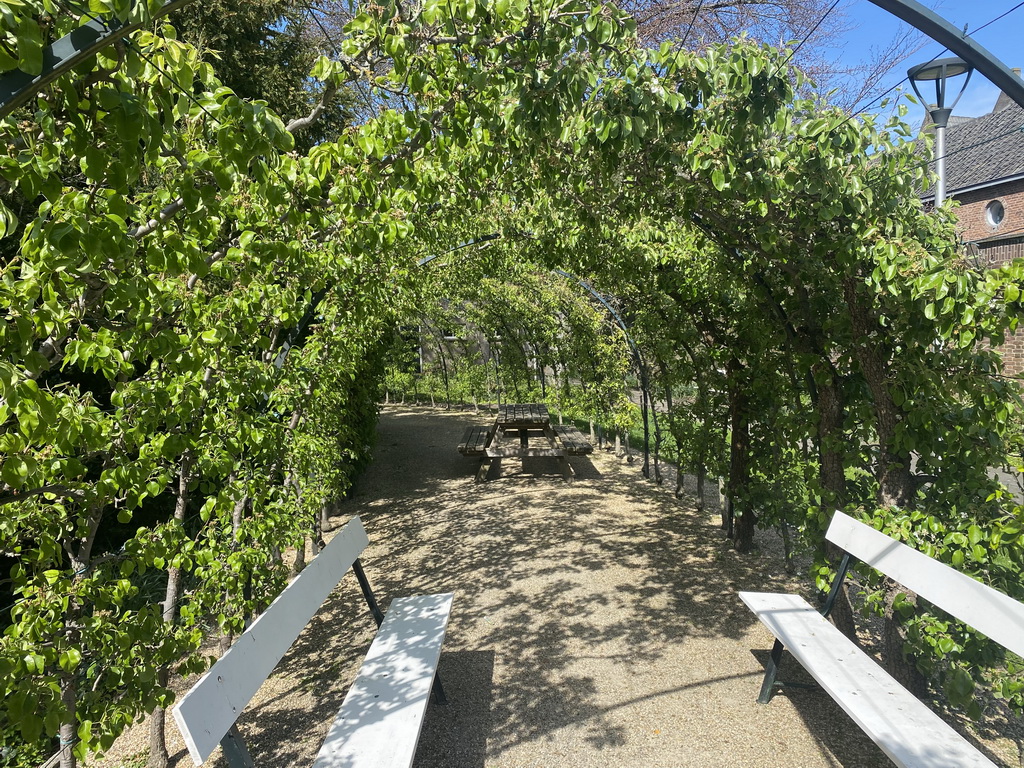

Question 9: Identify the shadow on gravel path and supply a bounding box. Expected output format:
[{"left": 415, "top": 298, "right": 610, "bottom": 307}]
[{"left": 101, "top": 406, "right": 1020, "bottom": 768}]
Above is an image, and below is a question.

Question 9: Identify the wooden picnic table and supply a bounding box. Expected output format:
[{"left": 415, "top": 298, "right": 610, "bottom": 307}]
[{"left": 458, "top": 403, "right": 593, "bottom": 482}]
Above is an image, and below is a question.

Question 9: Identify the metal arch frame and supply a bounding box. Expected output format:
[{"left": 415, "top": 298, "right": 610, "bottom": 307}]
[
  {"left": 0, "top": 0, "right": 196, "bottom": 118},
  {"left": 866, "top": 0, "right": 1024, "bottom": 110}
]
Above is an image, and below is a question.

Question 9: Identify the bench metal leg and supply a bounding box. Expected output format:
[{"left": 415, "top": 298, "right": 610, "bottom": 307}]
[
  {"left": 352, "top": 559, "right": 386, "bottom": 627},
  {"left": 476, "top": 457, "right": 492, "bottom": 483},
  {"left": 758, "top": 639, "right": 786, "bottom": 704},
  {"left": 432, "top": 674, "right": 448, "bottom": 705},
  {"left": 220, "top": 724, "right": 256, "bottom": 768}
]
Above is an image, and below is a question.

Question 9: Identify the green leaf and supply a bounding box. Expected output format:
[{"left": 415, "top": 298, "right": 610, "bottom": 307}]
[
  {"left": 59, "top": 648, "right": 82, "bottom": 671},
  {"left": 967, "top": 525, "right": 983, "bottom": 545},
  {"left": 16, "top": 19, "right": 43, "bottom": 76},
  {"left": 0, "top": 199, "right": 16, "bottom": 239},
  {"left": 78, "top": 718, "right": 94, "bottom": 745},
  {"left": 21, "top": 713, "right": 42, "bottom": 742},
  {"left": 1, "top": 456, "right": 27, "bottom": 486}
]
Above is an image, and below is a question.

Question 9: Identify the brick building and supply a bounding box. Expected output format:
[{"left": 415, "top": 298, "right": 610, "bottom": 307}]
[{"left": 921, "top": 84, "right": 1024, "bottom": 373}]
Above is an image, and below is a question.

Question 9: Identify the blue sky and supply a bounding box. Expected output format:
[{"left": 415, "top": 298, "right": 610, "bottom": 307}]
[{"left": 831, "top": 1, "right": 1022, "bottom": 118}]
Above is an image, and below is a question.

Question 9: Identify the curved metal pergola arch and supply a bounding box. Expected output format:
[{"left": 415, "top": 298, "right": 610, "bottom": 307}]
[
  {"left": 0, "top": 0, "right": 195, "bottom": 119},
  {"left": 865, "top": 0, "right": 1024, "bottom": 109}
]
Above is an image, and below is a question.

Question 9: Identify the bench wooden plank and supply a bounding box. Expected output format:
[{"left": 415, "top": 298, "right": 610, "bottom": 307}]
[
  {"left": 497, "top": 403, "right": 549, "bottom": 426},
  {"left": 552, "top": 425, "right": 593, "bottom": 455},
  {"left": 485, "top": 446, "right": 565, "bottom": 458},
  {"left": 739, "top": 591, "right": 997, "bottom": 768},
  {"left": 172, "top": 518, "right": 371, "bottom": 764},
  {"left": 457, "top": 426, "right": 490, "bottom": 456},
  {"left": 827, "top": 512, "right": 1024, "bottom": 660},
  {"left": 312, "top": 592, "right": 455, "bottom": 768}
]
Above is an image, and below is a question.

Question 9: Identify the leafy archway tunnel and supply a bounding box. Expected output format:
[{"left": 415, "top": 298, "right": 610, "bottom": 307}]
[{"left": 2, "top": 1, "right": 1024, "bottom": 764}]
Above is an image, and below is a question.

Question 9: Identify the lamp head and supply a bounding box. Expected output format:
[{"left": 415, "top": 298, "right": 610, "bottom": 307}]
[{"left": 907, "top": 56, "right": 974, "bottom": 128}]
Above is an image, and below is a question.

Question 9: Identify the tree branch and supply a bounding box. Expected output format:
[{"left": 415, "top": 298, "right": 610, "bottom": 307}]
[
  {"left": 129, "top": 198, "right": 186, "bottom": 239},
  {"left": 0, "top": 484, "right": 88, "bottom": 506},
  {"left": 286, "top": 82, "right": 340, "bottom": 134}
]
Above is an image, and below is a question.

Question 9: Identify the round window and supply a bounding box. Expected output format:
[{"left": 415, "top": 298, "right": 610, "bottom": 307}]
[{"left": 986, "top": 200, "right": 1005, "bottom": 227}]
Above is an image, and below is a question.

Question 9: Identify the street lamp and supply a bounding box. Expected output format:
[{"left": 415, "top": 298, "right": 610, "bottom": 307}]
[{"left": 907, "top": 56, "right": 974, "bottom": 207}]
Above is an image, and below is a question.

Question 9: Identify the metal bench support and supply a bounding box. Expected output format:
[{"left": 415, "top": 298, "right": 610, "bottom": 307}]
[{"left": 220, "top": 725, "right": 255, "bottom": 768}]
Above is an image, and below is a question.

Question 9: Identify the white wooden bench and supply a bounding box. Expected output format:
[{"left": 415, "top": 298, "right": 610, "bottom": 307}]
[
  {"left": 172, "top": 516, "right": 454, "bottom": 768},
  {"left": 740, "top": 510, "right": 1024, "bottom": 768}
]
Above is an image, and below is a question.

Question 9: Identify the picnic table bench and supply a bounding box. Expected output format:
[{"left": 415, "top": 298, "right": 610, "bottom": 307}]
[
  {"left": 457, "top": 425, "right": 490, "bottom": 457},
  {"left": 457, "top": 403, "right": 592, "bottom": 482},
  {"left": 741, "top": 510, "right": 1024, "bottom": 768},
  {"left": 552, "top": 424, "right": 595, "bottom": 456},
  {"left": 172, "top": 516, "right": 454, "bottom": 768}
]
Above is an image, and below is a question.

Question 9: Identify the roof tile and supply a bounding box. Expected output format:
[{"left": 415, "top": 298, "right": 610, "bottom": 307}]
[{"left": 927, "top": 103, "right": 1024, "bottom": 193}]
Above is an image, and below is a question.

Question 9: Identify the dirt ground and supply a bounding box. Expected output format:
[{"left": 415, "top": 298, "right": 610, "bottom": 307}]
[{"left": 90, "top": 405, "right": 1024, "bottom": 768}]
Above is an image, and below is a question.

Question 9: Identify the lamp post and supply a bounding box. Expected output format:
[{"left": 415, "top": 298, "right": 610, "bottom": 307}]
[{"left": 907, "top": 56, "right": 974, "bottom": 207}]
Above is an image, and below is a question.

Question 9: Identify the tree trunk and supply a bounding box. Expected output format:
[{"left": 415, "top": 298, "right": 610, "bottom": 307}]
[
  {"left": 650, "top": 398, "right": 662, "bottom": 485},
  {"left": 59, "top": 671, "right": 77, "bottom": 768},
  {"left": 289, "top": 474, "right": 307, "bottom": 577},
  {"left": 723, "top": 496, "right": 734, "bottom": 539},
  {"left": 882, "top": 581, "right": 927, "bottom": 695},
  {"left": 815, "top": 367, "right": 847, "bottom": 507},
  {"left": 729, "top": 381, "right": 755, "bottom": 553},
  {"left": 638, "top": 364, "right": 651, "bottom": 477},
  {"left": 829, "top": 579, "right": 858, "bottom": 640},
  {"left": 147, "top": 670, "right": 170, "bottom": 768},
  {"left": 843, "top": 279, "right": 914, "bottom": 508},
  {"left": 59, "top": 505, "right": 104, "bottom": 768},
  {"left": 312, "top": 500, "right": 329, "bottom": 556},
  {"left": 658, "top": 374, "right": 683, "bottom": 498},
  {"left": 780, "top": 523, "right": 795, "bottom": 574},
  {"left": 148, "top": 457, "right": 192, "bottom": 768},
  {"left": 220, "top": 491, "right": 250, "bottom": 654},
  {"left": 320, "top": 501, "right": 331, "bottom": 536}
]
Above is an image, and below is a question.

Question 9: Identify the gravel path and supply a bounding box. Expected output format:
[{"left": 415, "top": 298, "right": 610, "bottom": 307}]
[{"left": 90, "top": 405, "right": 1022, "bottom": 768}]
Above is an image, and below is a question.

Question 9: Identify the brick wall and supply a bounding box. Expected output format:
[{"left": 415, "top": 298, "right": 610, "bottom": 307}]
[
  {"left": 1000, "top": 332, "right": 1024, "bottom": 376},
  {"left": 953, "top": 177, "right": 1024, "bottom": 243},
  {"left": 974, "top": 237, "right": 1024, "bottom": 376},
  {"left": 952, "top": 180, "right": 1024, "bottom": 375}
]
